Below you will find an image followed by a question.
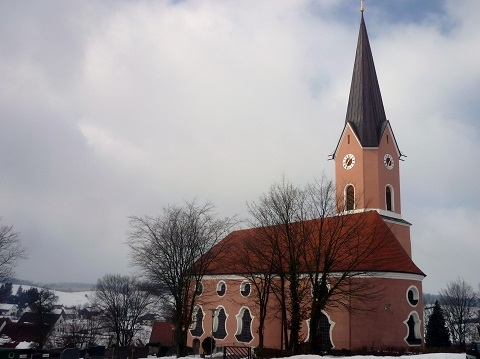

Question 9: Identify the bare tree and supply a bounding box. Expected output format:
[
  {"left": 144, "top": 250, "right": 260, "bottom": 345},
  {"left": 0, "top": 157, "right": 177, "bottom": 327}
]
[
  {"left": 440, "top": 278, "right": 478, "bottom": 346},
  {"left": 247, "top": 175, "right": 386, "bottom": 354},
  {"left": 302, "top": 177, "right": 385, "bottom": 352},
  {"left": 92, "top": 274, "right": 157, "bottom": 347},
  {"left": 127, "top": 201, "right": 236, "bottom": 357},
  {"left": 0, "top": 219, "right": 27, "bottom": 282},
  {"left": 27, "top": 289, "right": 59, "bottom": 348},
  {"left": 57, "top": 308, "right": 102, "bottom": 349},
  {"left": 236, "top": 231, "right": 277, "bottom": 352},
  {"left": 247, "top": 176, "right": 310, "bottom": 353}
]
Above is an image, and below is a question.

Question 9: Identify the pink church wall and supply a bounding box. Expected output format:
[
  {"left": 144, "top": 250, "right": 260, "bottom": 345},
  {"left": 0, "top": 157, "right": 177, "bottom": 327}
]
[
  {"left": 376, "top": 125, "right": 402, "bottom": 215},
  {"left": 188, "top": 276, "right": 424, "bottom": 352}
]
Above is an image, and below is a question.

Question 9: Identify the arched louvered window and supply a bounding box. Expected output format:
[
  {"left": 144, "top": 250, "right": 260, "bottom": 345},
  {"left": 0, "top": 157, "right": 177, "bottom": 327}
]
[
  {"left": 235, "top": 308, "right": 253, "bottom": 343},
  {"left": 404, "top": 312, "right": 422, "bottom": 346},
  {"left": 213, "top": 307, "right": 227, "bottom": 340},
  {"left": 386, "top": 185, "right": 393, "bottom": 211},
  {"left": 190, "top": 306, "right": 204, "bottom": 337},
  {"left": 346, "top": 185, "right": 355, "bottom": 211},
  {"left": 316, "top": 312, "right": 333, "bottom": 352}
]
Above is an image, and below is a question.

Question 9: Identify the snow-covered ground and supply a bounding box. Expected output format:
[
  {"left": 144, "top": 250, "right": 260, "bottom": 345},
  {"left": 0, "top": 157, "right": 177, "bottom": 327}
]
[
  {"left": 51, "top": 289, "right": 92, "bottom": 307},
  {"left": 282, "top": 355, "right": 465, "bottom": 359},
  {"left": 165, "top": 353, "right": 466, "bottom": 359},
  {"left": 11, "top": 284, "right": 92, "bottom": 307}
]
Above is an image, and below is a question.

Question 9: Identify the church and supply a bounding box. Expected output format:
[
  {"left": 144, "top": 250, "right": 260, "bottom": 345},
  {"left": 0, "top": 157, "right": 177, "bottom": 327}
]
[{"left": 187, "top": 9, "right": 425, "bottom": 353}]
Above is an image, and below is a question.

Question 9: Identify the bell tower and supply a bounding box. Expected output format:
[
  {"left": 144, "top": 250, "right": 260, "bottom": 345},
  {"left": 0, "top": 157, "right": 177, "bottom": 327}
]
[{"left": 331, "top": 11, "right": 412, "bottom": 256}]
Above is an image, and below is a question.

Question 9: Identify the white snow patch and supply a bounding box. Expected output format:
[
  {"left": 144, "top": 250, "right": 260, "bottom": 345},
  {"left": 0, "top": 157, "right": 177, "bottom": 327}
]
[{"left": 11, "top": 284, "right": 92, "bottom": 307}]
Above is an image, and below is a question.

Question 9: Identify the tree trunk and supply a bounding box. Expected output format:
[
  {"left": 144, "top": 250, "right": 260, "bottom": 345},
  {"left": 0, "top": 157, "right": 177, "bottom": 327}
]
[{"left": 288, "top": 274, "right": 301, "bottom": 354}]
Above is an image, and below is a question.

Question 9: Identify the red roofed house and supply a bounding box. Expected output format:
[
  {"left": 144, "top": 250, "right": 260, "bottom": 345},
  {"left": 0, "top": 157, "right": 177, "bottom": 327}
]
[
  {"left": 187, "top": 11, "right": 425, "bottom": 353},
  {"left": 149, "top": 321, "right": 175, "bottom": 346}
]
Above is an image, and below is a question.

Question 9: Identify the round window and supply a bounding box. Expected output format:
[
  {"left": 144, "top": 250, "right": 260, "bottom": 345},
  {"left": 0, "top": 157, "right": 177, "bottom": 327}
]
[
  {"left": 407, "top": 286, "right": 419, "bottom": 307},
  {"left": 240, "top": 282, "right": 251, "bottom": 297},
  {"left": 217, "top": 281, "right": 226, "bottom": 296}
]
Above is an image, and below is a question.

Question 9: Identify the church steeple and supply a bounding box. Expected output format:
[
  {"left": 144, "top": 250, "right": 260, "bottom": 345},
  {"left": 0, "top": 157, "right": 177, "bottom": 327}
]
[
  {"left": 345, "top": 13, "right": 387, "bottom": 148},
  {"left": 333, "top": 8, "right": 412, "bottom": 257},
  {"left": 333, "top": 12, "right": 404, "bottom": 220}
]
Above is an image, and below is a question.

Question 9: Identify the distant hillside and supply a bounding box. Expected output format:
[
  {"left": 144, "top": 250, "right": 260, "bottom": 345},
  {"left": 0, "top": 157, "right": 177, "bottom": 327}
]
[
  {"left": 13, "top": 279, "right": 94, "bottom": 292},
  {"left": 424, "top": 293, "right": 441, "bottom": 304},
  {"left": 10, "top": 284, "right": 92, "bottom": 307}
]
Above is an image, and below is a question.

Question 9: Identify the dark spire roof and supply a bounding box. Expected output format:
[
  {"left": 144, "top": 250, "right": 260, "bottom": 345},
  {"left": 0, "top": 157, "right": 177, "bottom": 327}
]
[{"left": 345, "top": 13, "right": 387, "bottom": 147}]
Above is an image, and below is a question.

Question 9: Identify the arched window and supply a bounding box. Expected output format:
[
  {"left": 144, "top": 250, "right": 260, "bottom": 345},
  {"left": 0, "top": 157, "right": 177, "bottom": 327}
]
[
  {"left": 306, "top": 311, "right": 335, "bottom": 352},
  {"left": 235, "top": 307, "right": 253, "bottom": 343},
  {"left": 213, "top": 307, "right": 228, "bottom": 340},
  {"left": 345, "top": 185, "right": 355, "bottom": 211},
  {"left": 316, "top": 312, "right": 333, "bottom": 351},
  {"left": 386, "top": 185, "right": 393, "bottom": 211},
  {"left": 404, "top": 312, "right": 422, "bottom": 346},
  {"left": 190, "top": 306, "right": 204, "bottom": 337}
]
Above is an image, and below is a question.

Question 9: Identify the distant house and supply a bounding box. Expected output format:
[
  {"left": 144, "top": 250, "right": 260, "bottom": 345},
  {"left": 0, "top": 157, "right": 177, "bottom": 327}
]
[
  {"left": 62, "top": 307, "right": 78, "bottom": 320},
  {"left": 138, "top": 313, "right": 158, "bottom": 326},
  {"left": 15, "top": 312, "right": 65, "bottom": 348},
  {"left": 149, "top": 321, "right": 175, "bottom": 346},
  {"left": 52, "top": 306, "right": 77, "bottom": 320},
  {"left": 0, "top": 304, "right": 18, "bottom": 318},
  {"left": 0, "top": 317, "right": 37, "bottom": 348},
  {"left": 78, "top": 307, "right": 99, "bottom": 320}
]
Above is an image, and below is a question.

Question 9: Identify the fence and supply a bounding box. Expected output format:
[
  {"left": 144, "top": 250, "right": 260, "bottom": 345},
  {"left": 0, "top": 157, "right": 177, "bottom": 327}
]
[{"left": 222, "top": 346, "right": 252, "bottom": 359}]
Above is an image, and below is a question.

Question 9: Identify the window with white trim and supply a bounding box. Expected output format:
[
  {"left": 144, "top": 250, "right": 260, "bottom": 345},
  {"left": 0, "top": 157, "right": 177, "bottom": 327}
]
[
  {"left": 235, "top": 307, "right": 253, "bottom": 343},
  {"left": 386, "top": 185, "right": 393, "bottom": 211},
  {"left": 190, "top": 306, "right": 204, "bottom": 337},
  {"left": 240, "top": 281, "right": 251, "bottom": 297},
  {"left": 213, "top": 307, "right": 227, "bottom": 340},
  {"left": 404, "top": 312, "right": 422, "bottom": 346},
  {"left": 316, "top": 312, "right": 333, "bottom": 352},
  {"left": 407, "top": 286, "right": 419, "bottom": 307},
  {"left": 217, "top": 281, "right": 226, "bottom": 297},
  {"left": 345, "top": 185, "right": 355, "bottom": 211}
]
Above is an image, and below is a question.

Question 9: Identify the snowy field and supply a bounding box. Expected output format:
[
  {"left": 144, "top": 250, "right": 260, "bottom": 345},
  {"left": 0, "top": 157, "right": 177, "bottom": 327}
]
[
  {"left": 51, "top": 289, "right": 92, "bottom": 307},
  {"left": 11, "top": 284, "right": 92, "bottom": 307}
]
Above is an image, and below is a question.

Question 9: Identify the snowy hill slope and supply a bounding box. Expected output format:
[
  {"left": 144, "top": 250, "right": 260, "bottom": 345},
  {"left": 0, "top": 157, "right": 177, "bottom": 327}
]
[{"left": 11, "top": 284, "right": 92, "bottom": 307}]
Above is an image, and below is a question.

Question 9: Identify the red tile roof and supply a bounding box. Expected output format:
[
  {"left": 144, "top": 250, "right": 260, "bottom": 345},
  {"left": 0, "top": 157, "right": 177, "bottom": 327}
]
[
  {"left": 0, "top": 320, "right": 39, "bottom": 347},
  {"left": 204, "top": 211, "right": 424, "bottom": 277}
]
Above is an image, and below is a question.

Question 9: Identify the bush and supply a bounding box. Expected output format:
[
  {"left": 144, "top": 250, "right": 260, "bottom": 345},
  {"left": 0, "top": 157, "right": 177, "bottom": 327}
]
[{"left": 201, "top": 337, "right": 215, "bottom": 355}]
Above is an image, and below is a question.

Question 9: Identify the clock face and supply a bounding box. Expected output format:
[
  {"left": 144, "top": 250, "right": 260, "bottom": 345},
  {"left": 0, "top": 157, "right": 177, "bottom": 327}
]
[
  {"left": 384, "top": 153, "right": 394, "bottom": 170},
  {"left": 342, "top": 154, "right": 356, "bottom": 170}
]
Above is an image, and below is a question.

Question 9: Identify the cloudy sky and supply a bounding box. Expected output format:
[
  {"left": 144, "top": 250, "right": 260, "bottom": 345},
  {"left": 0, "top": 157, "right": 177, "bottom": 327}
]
[{"left": 0, "top": 0, "right": 479, "bottom": 294}]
